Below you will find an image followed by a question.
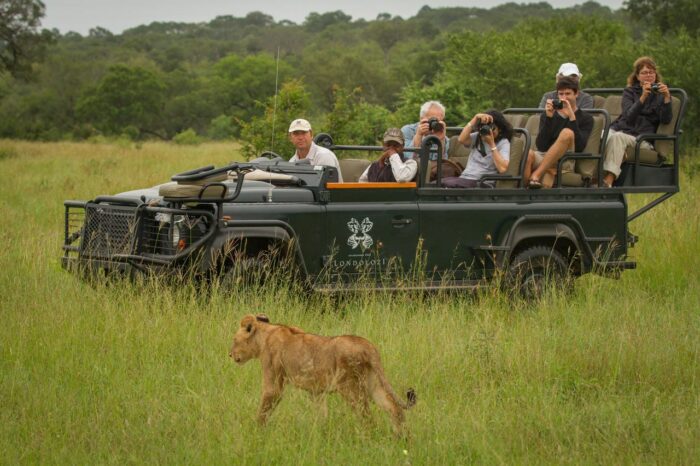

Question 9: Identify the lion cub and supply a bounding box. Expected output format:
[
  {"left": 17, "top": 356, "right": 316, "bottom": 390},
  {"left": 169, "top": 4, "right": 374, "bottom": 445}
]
[{"left": 230, "top": 314, "right": 416, "bottom": 432}]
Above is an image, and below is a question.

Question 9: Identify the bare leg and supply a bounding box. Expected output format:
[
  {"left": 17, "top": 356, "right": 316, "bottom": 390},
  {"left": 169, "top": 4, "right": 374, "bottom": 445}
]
[
  {"left": 530, "top": 129, "right": 574, "bottom": 187},
  {"left": 523, "top": 149, "right": 536, "bottom": 184}
]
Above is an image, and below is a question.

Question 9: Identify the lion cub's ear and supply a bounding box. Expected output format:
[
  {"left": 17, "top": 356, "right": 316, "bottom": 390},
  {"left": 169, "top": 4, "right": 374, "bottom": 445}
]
[
  {"left": 240, "top": 315, "right": 257, "bottom": 334},
  {"left": 255, "top": 314, "right": 270, "bottom": 323}
]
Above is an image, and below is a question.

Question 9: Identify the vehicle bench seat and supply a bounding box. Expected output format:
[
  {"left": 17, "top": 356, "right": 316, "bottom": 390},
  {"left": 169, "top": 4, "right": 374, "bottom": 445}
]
[{"left": 339, "top": 158, "right": 371, "bottom": 183}]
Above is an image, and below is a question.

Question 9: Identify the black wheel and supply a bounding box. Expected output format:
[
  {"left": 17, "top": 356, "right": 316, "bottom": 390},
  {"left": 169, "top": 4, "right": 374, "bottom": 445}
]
[{"left": 507, "top": 245, "right": 572, "bottom": 300}]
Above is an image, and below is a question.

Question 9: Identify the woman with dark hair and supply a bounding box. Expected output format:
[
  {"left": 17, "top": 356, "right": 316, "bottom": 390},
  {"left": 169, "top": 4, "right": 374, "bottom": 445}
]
[
  {"left": 443, "top": 110, "right": 513, "bottom": 188},
  {"left": 602, "top": 56, "right": 672, "bottom": 187}
]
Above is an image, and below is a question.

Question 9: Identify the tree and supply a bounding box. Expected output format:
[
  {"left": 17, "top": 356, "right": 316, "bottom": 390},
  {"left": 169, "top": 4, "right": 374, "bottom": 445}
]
[
  {"left": 75, "top": 65, "right": 166, "bottom": 138},
  {"left": 624, "top": 0, "right": 700, "bottom": 36},
  {"left": 0, "top": 0, "right": 54, "bottom": 78},
  {"left": 325, "top": 86, "right": 392, "bottom": 149},
  {"left": 303, "top": 11, "right": 352, "bottom": 32},
  {"left": 239, "top": 79, "right": 311, "bottom": 158}
]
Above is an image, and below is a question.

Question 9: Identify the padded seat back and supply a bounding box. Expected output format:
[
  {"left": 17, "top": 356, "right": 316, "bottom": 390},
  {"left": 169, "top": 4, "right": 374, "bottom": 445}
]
[
  {"left": 504, "top": 114, "right": 525, "bottom": 129},
  {"left": 338, "top": 158, "right": 371, "bottom": 182},
  {"left": 447, "top": 135, "right": 470, "bottom": 158},
  {"left": 655, "top": 95, "right": 681, "bottom": 156},
  {"left": 524, "top": 114, "right": 540, "bottom": 151},
  {"left": 604, "top": 95, "right": 623, "bottom": 122},
  {"left": 576, "top": 113, "right": 606, "bottom": 180},
  {"left": 496, "top": 133, "right": 526, "bottom": 188},
  {"left": 592, "top": 95, "right": 606, "bottom": 109}
]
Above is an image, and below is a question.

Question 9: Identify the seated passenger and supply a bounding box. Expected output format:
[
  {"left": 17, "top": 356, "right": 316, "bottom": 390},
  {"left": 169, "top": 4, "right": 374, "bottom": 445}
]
[
  {"left": 359, "top": 128, "right": 417, "bottom": 183},
  {"left": 442, "top": 110, "right": 512, "bottom": 188},
  {"left": 288, "top": 118, "right": 343, "bottom": 182},
  {"left": 525, "top": 76, "right": 593, "bottom": 189},
  {"left": 538, "top": 63, "right": 593, "bottom": 110},
  {"left": 602, "top": 56, "right": 672, "bottom": 187},
  {"left": 401, "top": 100, "right": 450, "bottom": 160}
]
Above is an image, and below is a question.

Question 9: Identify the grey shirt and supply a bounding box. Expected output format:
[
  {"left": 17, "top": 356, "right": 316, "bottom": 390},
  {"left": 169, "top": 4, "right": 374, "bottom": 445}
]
[
  {"left": 460, "top": 133, "right": 511, "bottom": 181},
  {"left": 538, "top": 90, "right": 594, "bottom": 110}
]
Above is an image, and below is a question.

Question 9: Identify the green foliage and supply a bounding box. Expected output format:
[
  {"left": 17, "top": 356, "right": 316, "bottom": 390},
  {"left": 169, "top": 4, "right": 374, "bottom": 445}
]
[
  {"left": 0, "top": 4, "right": 698, "bottom": 142},
  {"left": 325, "top": 87, "right": 393, "bottom": 147},
  {"left": 208, "top": 114, "right": 236, "bottom": 140},
  {"left": 624, "top": 0, "right": 700, "bottom": 36},
  {"left": 75, "top": 64, "right": 166, "bottom": 138},
  {"left": 211, "top": 53, "right": 293, "bottom": 124},
  {"left": 172, "top": 128, "right": 202, "bottom": 145},
  {"left": 0, "top": 0, "right": 55, "bottom": 79},
  {"left": 427, "top": 16, "right": 636, "bottom": 122},
  {"left": 239, "top": 80, "right": 311, "bottom": 158}
]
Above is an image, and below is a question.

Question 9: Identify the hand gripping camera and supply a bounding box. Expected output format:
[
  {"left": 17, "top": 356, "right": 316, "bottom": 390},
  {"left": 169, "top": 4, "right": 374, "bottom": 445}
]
[{"left": 427, "top": 117, "right": 444, "bottom": 132}]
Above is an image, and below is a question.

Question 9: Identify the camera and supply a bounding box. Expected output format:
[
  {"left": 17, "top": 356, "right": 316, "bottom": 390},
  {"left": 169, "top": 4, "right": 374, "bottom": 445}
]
[
  {"left": 552, "top": 98, "right": 565, "bottom": 110},
  {"left": 650, "top": 83, "right": 661, "bottom": 93},
  {"left": 475, "top": 117, "right": 493, "bottom": 136},
  {"left": 478, "top": 123, "right": 493, "bottom": 136},
  {"left": 427, "top": 117, "right": 443, "bottom": 132}
]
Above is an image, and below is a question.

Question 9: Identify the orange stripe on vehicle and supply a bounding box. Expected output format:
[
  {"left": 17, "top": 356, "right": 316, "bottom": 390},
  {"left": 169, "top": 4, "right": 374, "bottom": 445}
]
[{"left": 326, "top": 182, "right": 417, "bottom": 189}]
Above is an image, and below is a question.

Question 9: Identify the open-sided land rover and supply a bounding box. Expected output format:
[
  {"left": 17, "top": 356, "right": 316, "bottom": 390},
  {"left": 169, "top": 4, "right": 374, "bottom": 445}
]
[{"left": 62, "top": 88, "right": 688, "bottom": 295}]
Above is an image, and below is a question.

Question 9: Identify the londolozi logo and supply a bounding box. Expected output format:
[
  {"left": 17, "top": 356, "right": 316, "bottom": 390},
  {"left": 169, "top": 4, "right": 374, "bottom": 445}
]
[{"left": 347, "top": 217, "right": 374, "bottom": 250}]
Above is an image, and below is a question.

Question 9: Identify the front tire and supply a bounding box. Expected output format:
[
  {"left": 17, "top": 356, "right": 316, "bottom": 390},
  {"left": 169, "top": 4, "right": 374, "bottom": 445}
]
[{"left": 507, "top": 245, "right": 572, "bottom": 299}]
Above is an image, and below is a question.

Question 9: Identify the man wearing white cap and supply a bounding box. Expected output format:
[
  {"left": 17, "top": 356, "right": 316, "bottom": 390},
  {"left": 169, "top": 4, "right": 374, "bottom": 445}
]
[
  {"left": 288, "top": 118, "right": 343, "bottom": 182},
  {"left": 538, "top": 63, "right": 593, "bottom": 110}
]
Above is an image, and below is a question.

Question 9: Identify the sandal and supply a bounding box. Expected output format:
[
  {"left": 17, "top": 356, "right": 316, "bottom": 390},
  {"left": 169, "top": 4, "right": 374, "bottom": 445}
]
[{"left": 528, "top": 178, "right": 543, "bottom": 189}]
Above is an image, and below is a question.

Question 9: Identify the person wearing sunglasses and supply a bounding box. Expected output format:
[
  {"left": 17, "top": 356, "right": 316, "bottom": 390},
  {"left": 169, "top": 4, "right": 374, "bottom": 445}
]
[
  {"left": 538, "top": 63, "right": 593, "bottom": 110},
  {"left": 601, "top": 56, "right": 672, "bottom": 187}
]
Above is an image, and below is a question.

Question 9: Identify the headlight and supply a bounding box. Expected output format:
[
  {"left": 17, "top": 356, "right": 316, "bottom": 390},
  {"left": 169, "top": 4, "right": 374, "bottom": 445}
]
[{"left": 172, "top": 215, "right": 185, "bottom": 251}]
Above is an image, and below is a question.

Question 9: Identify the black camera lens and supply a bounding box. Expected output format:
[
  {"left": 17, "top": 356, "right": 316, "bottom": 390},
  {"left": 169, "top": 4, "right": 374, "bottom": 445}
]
[
  {"left": 479, "top": 124, "right": 493, "bottom": 136},
  {"left": 650, "top": 83, "right": 660, "bottom": 93},
  {"left": 427, "top": 117, "right": 443, "bottom": 132},
  {"left": 552, "top": 98, "right": 564, "bottom": 110}
]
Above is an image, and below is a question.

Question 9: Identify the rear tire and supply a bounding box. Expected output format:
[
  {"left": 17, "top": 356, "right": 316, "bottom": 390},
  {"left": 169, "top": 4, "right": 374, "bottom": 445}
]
[{"left": 507, "top": 245, "right": 571, "bottom": 299}]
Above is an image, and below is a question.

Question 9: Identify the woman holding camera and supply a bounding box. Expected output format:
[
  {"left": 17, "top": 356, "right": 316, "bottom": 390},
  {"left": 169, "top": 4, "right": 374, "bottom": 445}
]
[
  {"left": 442, "top": 110, "right": 512, "bottom": 188},
  {"left": 602, "top": 56, "right": 672, "bottom": 187}
]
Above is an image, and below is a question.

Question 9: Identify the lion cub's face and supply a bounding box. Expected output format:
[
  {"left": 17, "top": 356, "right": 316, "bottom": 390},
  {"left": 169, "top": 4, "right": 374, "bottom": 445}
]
[{"left": 230, "top": 315, "right": 260, "bottom": 364}]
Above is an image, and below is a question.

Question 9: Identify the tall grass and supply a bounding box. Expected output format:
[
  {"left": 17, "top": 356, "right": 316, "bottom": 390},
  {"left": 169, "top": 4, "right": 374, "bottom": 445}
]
[{"left": 1, "top": 140, "right": 698, "bottom": 464}]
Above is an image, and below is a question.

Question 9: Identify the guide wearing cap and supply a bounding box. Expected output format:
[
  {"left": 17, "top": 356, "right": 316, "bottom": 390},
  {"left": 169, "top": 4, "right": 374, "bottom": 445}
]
[
  {"left": 538, "top": 62, "right": 593, "bottom": 110},
  {"left": 287, "top": 118, "right": 343, "bottom": 182}
]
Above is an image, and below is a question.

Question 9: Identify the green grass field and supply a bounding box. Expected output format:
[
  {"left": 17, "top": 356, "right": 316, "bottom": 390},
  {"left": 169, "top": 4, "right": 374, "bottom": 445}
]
[{"left": 1, "top": 140, "right": 699, "bottom": 464}]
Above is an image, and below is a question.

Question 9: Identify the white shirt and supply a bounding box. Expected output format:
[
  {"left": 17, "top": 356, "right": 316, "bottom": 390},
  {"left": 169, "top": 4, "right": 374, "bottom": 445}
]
[
  {"left": 289, "top": 142, "right": 343, "bottom": 182},
  {"left": 358, "top": 153, "right": 418, "bottom": 183}
]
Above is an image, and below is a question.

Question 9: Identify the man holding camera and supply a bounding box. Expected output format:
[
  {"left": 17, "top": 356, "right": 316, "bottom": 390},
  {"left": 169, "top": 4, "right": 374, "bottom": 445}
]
[
  {"left": 401, "top": 100, "right": 450, "bottom": 160},
  {"left": 538, "top": 63, "right": 593, "bottom": 110},
  {"left": 525, "top": 76, "right": 593, "bottom": 189}
]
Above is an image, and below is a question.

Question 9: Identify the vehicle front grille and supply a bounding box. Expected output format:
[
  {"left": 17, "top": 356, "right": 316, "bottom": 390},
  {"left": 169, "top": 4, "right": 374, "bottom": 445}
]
[{"left": 81, "top": 204, "right": 138, "bottom": 259}]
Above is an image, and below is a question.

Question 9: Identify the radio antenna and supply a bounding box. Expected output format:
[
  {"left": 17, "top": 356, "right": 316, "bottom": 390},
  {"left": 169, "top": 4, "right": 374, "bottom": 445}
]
[
  {"left": 269, "top": 46, "right": 281, "bottom": 153},
  {"left": 267, "top": 46, "right": 281, "bottom": 203}
]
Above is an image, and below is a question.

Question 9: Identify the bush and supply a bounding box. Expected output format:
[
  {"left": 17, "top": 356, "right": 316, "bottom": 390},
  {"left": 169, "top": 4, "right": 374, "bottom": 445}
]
[
  {"left": 172, "top": 128, "right": 202, "bottom": 145},
  {"left": 208, "top": 114, "right": 236, "bottom": 140}
]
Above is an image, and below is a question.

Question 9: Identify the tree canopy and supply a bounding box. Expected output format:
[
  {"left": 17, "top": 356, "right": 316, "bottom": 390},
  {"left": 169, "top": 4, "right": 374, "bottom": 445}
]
[
  {"left": 0, "top": 2, "right": 698, "bottom": 144},
  {"left": 0, "top": 0, "right": 54, "bottom": 78}
]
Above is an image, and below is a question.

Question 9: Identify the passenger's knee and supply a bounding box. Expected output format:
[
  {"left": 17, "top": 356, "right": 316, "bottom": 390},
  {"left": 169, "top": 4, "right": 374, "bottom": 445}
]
[{"left": 559, "top": 128, "right": 574, "bottom": 142}]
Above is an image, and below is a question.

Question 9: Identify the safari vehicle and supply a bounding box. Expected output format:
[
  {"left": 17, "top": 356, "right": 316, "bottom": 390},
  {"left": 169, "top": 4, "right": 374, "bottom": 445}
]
[{"left": 61, "top": 88, "right": 688, "bottom": 296}]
